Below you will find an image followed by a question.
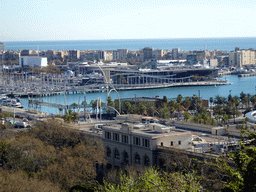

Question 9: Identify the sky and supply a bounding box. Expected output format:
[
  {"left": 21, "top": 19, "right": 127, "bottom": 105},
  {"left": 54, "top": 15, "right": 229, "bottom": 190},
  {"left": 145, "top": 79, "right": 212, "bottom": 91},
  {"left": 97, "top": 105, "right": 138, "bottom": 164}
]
[{"left": 1, "top": 0, "right": 256, "bottom": 41}]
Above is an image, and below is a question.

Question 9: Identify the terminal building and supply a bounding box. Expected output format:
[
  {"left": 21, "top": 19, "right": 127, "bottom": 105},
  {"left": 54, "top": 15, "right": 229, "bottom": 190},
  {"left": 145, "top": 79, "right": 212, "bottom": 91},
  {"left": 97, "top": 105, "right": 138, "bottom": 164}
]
[{"left": 19, "top": 56, "right": 48, "bottom": 68}]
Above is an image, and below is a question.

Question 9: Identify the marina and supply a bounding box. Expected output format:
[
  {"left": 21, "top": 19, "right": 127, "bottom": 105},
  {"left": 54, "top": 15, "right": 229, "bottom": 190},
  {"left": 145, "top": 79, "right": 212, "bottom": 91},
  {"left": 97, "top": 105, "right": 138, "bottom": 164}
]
[{"left": 12, "top": 75, "right": 256, "bottom": 115}]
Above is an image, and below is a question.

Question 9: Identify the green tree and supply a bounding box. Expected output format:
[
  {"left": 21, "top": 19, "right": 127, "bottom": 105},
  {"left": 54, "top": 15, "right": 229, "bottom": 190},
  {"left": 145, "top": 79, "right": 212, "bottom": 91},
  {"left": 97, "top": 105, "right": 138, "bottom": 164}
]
[
  {"left": 184, "top": 111, "right": 191, "bottom": 121},
  {"left": 176, "top": 94, "right": 183, "bottom": 104},
  {"left": 159, "top": 103, "right": 170, "bottom": 119},
  {"left": 97, "top": 168, "right": 201, "bottom": 192},
  {"left": 123, "top": 102, "right": 132, "bottom": 114}
]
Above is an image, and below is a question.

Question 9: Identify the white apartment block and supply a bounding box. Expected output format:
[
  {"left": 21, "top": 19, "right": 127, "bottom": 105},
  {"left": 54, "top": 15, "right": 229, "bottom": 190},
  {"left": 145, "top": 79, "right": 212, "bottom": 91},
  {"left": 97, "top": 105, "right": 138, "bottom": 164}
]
[
  {"left": 105, "top": 51, "right": 113, "bottom": 61},
  {"left": 102, "top": 122, "right": 192, "bottom": 169},
  {"left": 19, "top": 56, "right": 47, "bottom": 68}
]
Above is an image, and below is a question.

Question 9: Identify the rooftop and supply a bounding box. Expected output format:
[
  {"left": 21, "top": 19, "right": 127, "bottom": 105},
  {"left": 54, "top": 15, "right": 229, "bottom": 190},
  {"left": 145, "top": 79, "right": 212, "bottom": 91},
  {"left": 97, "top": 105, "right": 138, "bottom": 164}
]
[{"left": 103, "top": 122, "right": 192, "bottom": 139}]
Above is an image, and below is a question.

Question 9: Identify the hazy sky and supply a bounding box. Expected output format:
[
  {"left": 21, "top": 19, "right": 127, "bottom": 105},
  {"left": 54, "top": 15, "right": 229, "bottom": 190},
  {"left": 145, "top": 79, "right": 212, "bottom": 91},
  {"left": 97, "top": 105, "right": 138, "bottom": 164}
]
[{"left": 1, "top": 0, "right": 255, "bottom": 41}]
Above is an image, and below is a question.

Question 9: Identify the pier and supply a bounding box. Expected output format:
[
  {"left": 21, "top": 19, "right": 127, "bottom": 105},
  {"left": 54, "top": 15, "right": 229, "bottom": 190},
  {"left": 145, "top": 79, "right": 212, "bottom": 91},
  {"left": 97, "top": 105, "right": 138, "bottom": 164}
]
[
  {"left": 4, "top": 80, "right": 230, "bottom": 98},
  {"left": 238, "top": 72, "right": 256, "bottom": 77}
]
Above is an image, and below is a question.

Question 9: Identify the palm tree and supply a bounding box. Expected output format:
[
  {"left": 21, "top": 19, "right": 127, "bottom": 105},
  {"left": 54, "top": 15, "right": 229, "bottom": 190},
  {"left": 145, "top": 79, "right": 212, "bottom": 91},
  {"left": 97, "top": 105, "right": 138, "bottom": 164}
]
[
  {"left": 123, "top": 102, "right": 131, "bottom": 114},
  {"left": 71, "top": 103, "right": 78, "bottom": 112}
]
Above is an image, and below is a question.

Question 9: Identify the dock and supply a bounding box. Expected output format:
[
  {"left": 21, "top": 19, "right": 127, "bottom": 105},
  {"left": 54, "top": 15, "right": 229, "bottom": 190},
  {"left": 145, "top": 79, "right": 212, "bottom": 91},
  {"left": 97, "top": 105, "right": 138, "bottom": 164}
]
[
  {"left": 114, "top": 80, "right": 230, "bottom": 91},
  {"left": 238, "top": 72, "right": 256, "bottom": 77},
  {"left": 4, "top": 80, "right": 230, "bottom": 98}
]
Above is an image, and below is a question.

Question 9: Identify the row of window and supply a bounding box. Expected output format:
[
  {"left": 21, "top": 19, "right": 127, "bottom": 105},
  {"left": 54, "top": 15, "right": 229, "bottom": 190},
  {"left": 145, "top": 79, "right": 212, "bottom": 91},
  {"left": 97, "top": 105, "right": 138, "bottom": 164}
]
[
  {"left": 160, "top": 141, "right": 181, "bottom": 147},
  {"left": 106, "top": 147, "right": 150, "bottom": 166},
  {"left": 105, "top": 131, "right": 150, "bottom": 147}
]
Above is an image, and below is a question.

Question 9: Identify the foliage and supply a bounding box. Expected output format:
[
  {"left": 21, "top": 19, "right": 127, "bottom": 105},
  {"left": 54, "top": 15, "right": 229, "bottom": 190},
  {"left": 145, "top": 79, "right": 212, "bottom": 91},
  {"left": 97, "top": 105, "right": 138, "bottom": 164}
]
[
  {"left": 0, "top": 169, "right": 61, "bottom": 192},
  {"left": 220, "top": 122, "right": 256, "bottom": 192},
  {"left": 0, "top": 119, "right": 105, "bottom": 191},
  {"left": 97, "top": 168, "right": 201, "bottom": 192},
  {"left": 63, "top": 109, "right": 78, "bottom": 123}
]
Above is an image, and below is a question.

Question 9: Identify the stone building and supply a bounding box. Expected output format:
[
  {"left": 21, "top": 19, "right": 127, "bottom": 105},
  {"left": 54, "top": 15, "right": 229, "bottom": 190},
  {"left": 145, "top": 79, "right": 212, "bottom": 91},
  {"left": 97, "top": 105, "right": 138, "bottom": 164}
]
[{"left": 102, "top": 121, "right": 192, "bottom": 169}]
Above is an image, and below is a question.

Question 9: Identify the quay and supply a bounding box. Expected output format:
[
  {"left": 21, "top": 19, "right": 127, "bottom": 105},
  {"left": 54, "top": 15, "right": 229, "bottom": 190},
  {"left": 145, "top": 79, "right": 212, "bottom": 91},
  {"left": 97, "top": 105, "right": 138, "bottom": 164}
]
[
  {"left": 114, "top": 80, "right": 230, "bottom": 91},
  {"left": 5, "top": 80, "right": 230, "bottom": 98},
  {"left": 238, "top": 72, "right": 256, "bottom": 77}
]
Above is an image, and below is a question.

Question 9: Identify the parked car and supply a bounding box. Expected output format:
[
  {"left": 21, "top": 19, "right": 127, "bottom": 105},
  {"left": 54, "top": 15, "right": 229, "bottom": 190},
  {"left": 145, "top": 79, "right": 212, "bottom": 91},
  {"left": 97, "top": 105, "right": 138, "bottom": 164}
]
[{"left": 15, "top": 122, "right": 31, "bottom": 128}]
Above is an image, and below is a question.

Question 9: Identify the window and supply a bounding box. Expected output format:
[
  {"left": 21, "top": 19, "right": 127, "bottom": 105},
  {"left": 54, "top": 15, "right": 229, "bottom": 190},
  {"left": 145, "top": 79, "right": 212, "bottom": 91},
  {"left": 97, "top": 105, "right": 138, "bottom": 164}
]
[
  {"left": 161, "top": 142, "right": 163, "bottom": 146},
  {"left": 144, "top": 155, "right": 150, "bottom": 166},
  {"left": 171, "top": 141, "right": 173, "bottom": 146},
  {"left": 178, "top": 141, "right": 181, "bottom": 145},
  {"left": 142, "top": 138, "right": 150, "bottom": 147},
  {"left": 106, "top": 163, "right": 112, "bottom": 170},
  {"left": 106, "top": 147, "right": 111, "bottom": 157},
  {"left": 105, "top": 131, "right": 111, "bottom": 140},
  {"left": 114, "top": 149, "right": 120, "bottom": 159},
  {"left": 123, "top": 151, "right": 129, "bottom": 165},
  {"left": 135, "top": 153, "right": 141, "bottom": 164},
  {"left": 122, "top": 135, "right": 129, "bottom": 143},
  {"left": 113, "top": 133, "right": 119, "bottom": 142},
  {"left": 133, "top": 137, "right": 141, "bottom": 146}
]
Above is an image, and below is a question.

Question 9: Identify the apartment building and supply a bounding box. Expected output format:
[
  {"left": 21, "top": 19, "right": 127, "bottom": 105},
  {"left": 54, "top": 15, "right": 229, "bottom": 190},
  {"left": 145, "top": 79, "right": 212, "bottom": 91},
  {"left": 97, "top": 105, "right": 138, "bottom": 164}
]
[
  {"left": 20, "top": 49, "right": 39, "bottom": 56},
  {"left": 102, "top": 122, "right": 192, "bottom": 169},
  {"left": 172, "top": 48, "right": 179, "bottom": 60},
  {"left": 153, "top": 49, "right": 163, "bottom": 60},
  {"left": 68, "top": 50, "right": 80, "bottom": 60},
  {"left": 117, "top": 48, "right": 128, "bottom": 60},
  {"left": 140, "top": 47, "right": 153, "bottom": 61},
  {"left": 229, "top": 49, "right": 255, "bottom": 68},
  {"left": 0, "top": 42, "right": 5, "bottom": 51}
]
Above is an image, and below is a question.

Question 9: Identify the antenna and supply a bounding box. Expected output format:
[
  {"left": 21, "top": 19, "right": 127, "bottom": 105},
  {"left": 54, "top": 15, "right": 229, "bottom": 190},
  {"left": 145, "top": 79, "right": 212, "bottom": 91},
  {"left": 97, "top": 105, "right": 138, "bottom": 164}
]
[{"left": 205, "top": 40, "right": 207, "bottom": 59}]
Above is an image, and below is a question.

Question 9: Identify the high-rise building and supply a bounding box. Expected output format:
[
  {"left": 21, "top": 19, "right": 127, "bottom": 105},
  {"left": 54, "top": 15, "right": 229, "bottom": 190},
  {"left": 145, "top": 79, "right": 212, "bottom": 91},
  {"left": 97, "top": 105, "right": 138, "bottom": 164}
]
[
  {"left": 117, "top": 48, "right": 128, "bottom": 60},
  {"left": 0, "top": 42, "right": 5, "bottom": 51},
  {"left": 153, "top": 49, "right": 163, "bottom": 60},
  {"left": 142, "top": 47, "right": 153, "bottom": 61},
  {"left": 112, "top": 50, "right": 119, "bottom": 61},
  {"left": 172, "top": 48, "right": 179, "bottom": 60},
  {"left": 68, "top": 50, "right": 80, "bottom": 60}
]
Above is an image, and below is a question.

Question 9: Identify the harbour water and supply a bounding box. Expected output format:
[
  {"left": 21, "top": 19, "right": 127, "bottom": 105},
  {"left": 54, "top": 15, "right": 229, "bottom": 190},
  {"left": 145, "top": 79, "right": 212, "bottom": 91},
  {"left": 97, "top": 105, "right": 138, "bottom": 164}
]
[
  {"left": 5, "top": 37, "right": 256, "bottom": 51},
  {"left": 20, "top": 75, "right": 256, "bottom": 114}
]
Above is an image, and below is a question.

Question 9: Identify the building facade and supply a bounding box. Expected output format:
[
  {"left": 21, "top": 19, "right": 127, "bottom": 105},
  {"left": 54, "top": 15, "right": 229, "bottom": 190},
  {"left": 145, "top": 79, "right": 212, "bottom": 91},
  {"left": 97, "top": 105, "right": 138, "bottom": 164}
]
[
  {"left": 229, "top": 49, "right": 255, "bottom": 68},
  {"left": 68, "top": 50, "right": 80, "bottom": 60},
  {"left": 19, "top": 56, "right": 47, "bottom": 68},
  {"left": 141, "top": 47, "right": 153, "bottom": 61},
  {"left": 153, "top": 49, "right": 163, "bottom": 60},
  {"left": 0, "top": 42, "right": 5, "bottom": 51},
  {"left": 102, "top": 122, "right": 192, "bottom": 169},
  {"left": 186, "top": 54, "right": 198, "bottom": 65},
  {"left": 172, "top": 48, "right": 179, "bottom": 60},
  {"left": 117, "top": 48, "right": 128, "bottom": 60}
]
